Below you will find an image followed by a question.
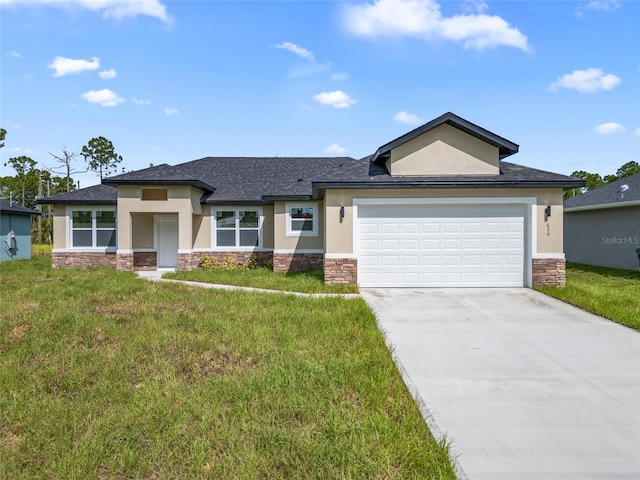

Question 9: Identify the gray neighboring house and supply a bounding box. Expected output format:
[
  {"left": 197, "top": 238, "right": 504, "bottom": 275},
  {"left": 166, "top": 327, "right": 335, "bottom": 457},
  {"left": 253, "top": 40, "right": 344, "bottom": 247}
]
[
  {"left": 564, "top": 173, "right": 640, "bottom": 271},
  {"left": 0, "top": 200, "right": 40, "bottom": 262}
]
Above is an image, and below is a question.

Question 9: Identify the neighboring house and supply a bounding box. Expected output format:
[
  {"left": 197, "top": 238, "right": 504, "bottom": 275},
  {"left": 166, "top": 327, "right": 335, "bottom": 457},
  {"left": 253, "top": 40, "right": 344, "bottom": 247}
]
[
  {"left": 0, "top": 199, "right": 40, "bottom": 262},
  {"left": 564, "top": 173, "right": 640, "bottom": 271},
  {"left": 39, "top": 112, "right": 583, "bottom": 287}
]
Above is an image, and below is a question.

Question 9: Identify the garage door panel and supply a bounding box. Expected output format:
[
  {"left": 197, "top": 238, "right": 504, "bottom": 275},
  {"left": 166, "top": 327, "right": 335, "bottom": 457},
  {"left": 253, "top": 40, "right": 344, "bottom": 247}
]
[
  {"left": 423, "top": 223, "right": 441, "bottom": 233},
  {"left": 358, "top": 204, "right": 525, "bottom": 287}
]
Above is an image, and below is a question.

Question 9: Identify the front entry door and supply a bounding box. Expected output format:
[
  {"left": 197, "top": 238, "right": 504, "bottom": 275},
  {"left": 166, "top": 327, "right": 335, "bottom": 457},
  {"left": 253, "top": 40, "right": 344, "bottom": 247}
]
[{"left": 156, "top": 215, "right": 178, "bottom": 269}]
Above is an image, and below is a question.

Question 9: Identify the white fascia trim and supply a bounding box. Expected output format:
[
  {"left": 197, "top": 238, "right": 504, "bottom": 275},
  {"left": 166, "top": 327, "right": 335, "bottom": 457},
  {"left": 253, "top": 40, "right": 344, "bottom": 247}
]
[
  {"left": 324, "top": 253, "right": 357, "bottom": 259},
  {"left": 532, "top": 253, "right": 566, "bottom": 259},
  {"left": 564, "top": 200, "right": 640, "bottom": 213},
  {"left": 54, "top": 248, "right": 117, "bottom": 253},
  {"left": 207, "top": 247, "right": 271, "bottom": 252},
  {"left": 353, "top": 197, "right": 538, "bottom": 206},
  {"left": 177, "top": 249, "right": 193, "bottom": 254},
  {"left": 273, "top": 249, "right": 324, "bottom": 254},
  {"left": 117, "top": 249, "right": 133, "bottom": 254}
]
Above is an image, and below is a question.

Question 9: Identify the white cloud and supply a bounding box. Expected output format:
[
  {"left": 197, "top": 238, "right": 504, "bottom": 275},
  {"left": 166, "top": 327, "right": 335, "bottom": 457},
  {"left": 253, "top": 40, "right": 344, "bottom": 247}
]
[
  {"left": 0, "top": 0, "right": 172, "bottom": 24},
  {"left": 593, "top": 122, "right": 626, "bottom": 135},
  {"left": 635, "top": 128, "right": 640, "bottom": 137},
  {"left": 548, "top": 68, "right": 621, "bottom": 93},
  {"left": 393, "top": 111, "right": 421, "bottom": 125},
  {"left": 325, "top": 143, "right": 348, "bottom": 155},
  {"left": 6, "top": 50, "right": 21, "bottom": 58},
  {"left": 585, "top": 0, "right": 621, "bottom": 12},
  {"left": 98, "top": 69, "right": 117, "bottom": 79},
  {"left": 343, "top": 0, "right": 529, "bottom": 51},
  {"left": 288, "top": 62, "right": 332, "bottom": 79},
  {"left": 132, "top": 97, "right": 152, "bottom": 105},
  {"left": 331, "top": 72, "right": 349, "bottom": 81},
  {"left": 462, "top": 0, "right": 488, "bottom": 14},
  {"left": 313, "top": 90, "right": 356, "bottom": 109},
  {"left": 81, "top": 89, "right": 125, "bottom": 107},
  {"left": 48, "top": 56, "right": 100, "bottom": 77},
  {"left": 164, "top": 108, "right": 179, "bottom": 116},
  {"left": 274, "top": 41, "right": 315, "bottom": 62}
]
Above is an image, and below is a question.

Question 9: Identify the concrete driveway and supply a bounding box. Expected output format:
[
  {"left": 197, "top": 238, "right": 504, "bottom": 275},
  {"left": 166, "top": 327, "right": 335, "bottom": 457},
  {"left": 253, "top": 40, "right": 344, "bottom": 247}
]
[{"left": 360, "top": 288, "right": 640, "bottom": 480}]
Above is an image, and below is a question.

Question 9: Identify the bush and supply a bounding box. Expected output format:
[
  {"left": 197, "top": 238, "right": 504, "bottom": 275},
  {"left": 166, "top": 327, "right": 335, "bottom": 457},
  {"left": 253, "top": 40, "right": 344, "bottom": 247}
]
[{"left": 199, "top": 253, "right": 259, "bottom": 271}]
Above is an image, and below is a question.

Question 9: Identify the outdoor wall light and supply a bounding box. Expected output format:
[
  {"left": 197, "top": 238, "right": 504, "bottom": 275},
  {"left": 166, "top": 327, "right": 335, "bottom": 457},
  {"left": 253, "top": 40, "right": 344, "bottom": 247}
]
[
  {"left": 339, "top": 206, "right": 345, "bottom": 220},
  {"left": 545, "top": 205, "right": 551, "bottom": 217}
]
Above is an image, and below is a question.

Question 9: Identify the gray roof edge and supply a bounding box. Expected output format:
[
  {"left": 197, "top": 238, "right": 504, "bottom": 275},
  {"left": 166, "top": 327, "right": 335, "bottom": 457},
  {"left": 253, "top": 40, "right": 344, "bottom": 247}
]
[
  {"left": 37, "top": 198, "right": 117, "bottom": 206},
  {"left": 565, "top": 199, "right": 640, "bottom": 212},
  {"left": 312, "top": 179, "right": 584, "bottom": 190},
  {"left": 102, "top": 178, "right": 216, "bottom": 192},
  {"left": 372, "top": 112, "right": 519, "bottom": 164}
]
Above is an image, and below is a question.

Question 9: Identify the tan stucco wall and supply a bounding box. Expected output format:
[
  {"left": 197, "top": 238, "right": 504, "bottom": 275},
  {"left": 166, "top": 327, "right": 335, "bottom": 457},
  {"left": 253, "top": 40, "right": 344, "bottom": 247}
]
[
  {"left": 388, "top": 124, "right": 499, "bottom": 176},
  {"left": 274, "top": 201, "right": 324, "bottom": 251},
  {"left": 131, "top": 213, "right": 154, "bottom": 249},
  {"left": 193, "top": 205, "right": 210, "bottom": 249},
  {"left": 52, "top": 205, "right": 66, "bottom": 249},
  {"left": 117, "top": 185, "right": 201, "bottom": 251},
  {"left": 262, "top": 205, "right": 274, "bottom": 249},
  {"left": 324, "top": 188, "right": 564, "bottom": 255}
]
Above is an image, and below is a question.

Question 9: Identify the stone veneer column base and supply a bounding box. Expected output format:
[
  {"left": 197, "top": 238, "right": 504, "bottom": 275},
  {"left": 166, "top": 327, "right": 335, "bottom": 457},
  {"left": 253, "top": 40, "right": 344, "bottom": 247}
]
[
  {"left": 133, "top": 252, "right": 157, "bottom": 271},
  {"left": 116, "top": 252, "right": 133, "bottom": 271},
  {"left": 273, "top": 253, "right": 323, "bottom": 272},
  {"left": 52, "top": 251, "right": 117, "bottom": 269},
  {"left": 532, "top": 258, "right": 566, "bottom": 287},
  {"left": 324, "top": 257, "right": 357, "bottom": 285}
]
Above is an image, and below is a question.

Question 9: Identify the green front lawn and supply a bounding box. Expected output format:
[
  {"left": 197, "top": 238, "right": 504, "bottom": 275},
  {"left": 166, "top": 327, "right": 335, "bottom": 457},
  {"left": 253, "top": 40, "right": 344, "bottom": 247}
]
[
  {"left": 536, "top": 262, "right": 640, "bottom": 331},
  {"left": 164, "top": 267, "right": 359, "bottom": 294},
  {"left": 0, "top": 257, "right": 455, "bottom": 479}
]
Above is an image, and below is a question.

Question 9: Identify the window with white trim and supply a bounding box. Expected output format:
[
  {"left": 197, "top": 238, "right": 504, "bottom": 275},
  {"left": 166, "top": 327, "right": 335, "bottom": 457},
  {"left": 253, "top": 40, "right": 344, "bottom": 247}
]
[
  {"left": 214, "top": 209, "right": 262, "bottom": 248},
  {"left": 71, "top": 209, "right": 116, "bottom": 248},
  {"left": 286, "top": 203, "right": 318, "bottom": 236}
]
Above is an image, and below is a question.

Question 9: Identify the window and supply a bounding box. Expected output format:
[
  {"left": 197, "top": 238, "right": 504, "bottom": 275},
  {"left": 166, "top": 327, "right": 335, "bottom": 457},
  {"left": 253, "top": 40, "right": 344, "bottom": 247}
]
[
  {"left": 214, "top": 209, "right": 261, "bottom": 248},
  {"left": 286, "top": 203, "right": 317, "bottom": 236},
  {"left": 71, "top": 210, "right": 116, "bottom": 248}
]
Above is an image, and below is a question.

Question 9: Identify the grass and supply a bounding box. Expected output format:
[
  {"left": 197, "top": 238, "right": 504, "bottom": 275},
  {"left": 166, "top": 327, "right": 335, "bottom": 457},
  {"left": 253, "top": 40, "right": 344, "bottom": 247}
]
[
  {"left": 165, "top": 267, "right": 359, "bottom": 294},
  {"left": 536, "top": 262, "right": 640, "bottom": 331},
  {"left": 31, "top": 244, "right": 52, "bottom": 257},
  {"left": 0, "top": 257, "right": 455, "bottom": 479}
]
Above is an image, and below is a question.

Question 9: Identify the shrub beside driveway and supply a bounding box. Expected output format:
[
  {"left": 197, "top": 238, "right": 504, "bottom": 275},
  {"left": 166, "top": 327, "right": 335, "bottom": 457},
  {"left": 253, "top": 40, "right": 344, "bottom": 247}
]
[
  {"left": 0, "top": 257, "right": 455, "bottom": 479},
  {"left": 536, "top": 262, "right": 640, "bottom": 331}
]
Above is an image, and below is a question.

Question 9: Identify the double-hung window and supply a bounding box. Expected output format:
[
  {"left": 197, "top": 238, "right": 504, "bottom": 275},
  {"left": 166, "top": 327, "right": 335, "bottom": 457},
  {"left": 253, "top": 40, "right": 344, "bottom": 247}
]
[
  {"left": 214, "top": 209, "right": 262, "bottom": 248},
  {"left": 286, "top": 203, "right": 317, "bottom": 236},
  {"left": 71, "top": 209, "right": 116, "bottom": 248}
]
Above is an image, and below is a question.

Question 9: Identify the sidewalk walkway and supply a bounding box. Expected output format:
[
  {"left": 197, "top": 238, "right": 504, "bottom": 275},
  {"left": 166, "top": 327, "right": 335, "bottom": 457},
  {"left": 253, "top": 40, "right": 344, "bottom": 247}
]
[{"left": 136, "top": 270, "right": 361, "bottom": 299}]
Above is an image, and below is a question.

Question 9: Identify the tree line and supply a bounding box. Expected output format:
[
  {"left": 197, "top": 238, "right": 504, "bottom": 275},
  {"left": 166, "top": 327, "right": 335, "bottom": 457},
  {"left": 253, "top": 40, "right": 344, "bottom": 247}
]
[
  {"left": 564, "top": 161, "right": 640, "bottom": 200},
  {"left": 0, "top": 128, "right": 123, "bottom": 244}
]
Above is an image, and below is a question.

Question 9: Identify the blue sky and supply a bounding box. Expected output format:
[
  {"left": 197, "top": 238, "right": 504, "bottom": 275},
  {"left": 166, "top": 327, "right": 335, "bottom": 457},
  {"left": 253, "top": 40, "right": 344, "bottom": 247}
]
[{"left": 1, "top": 0, "right": 638, "bottom": 188}]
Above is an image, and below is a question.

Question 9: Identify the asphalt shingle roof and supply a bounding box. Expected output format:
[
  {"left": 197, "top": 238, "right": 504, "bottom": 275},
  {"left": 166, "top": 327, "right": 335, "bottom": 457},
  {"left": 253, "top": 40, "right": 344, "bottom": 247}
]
[
  {"left": 0, "top": 200, "right": 40, "bottom": 215},
  {"left": 38, "top": 184, "right": 117, "bottom": 205},
  {"left": 564, "top": 173, "right": 640, "bottom": 209}
]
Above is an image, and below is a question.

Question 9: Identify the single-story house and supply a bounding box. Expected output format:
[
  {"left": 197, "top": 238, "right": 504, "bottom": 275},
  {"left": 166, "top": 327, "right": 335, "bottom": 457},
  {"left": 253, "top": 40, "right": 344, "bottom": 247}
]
[
  {"left": 564, "top": 172, "right": 640, "bottom": 271},
  {"left": 39, "top": 112, "right": 583, "bottom": 287},
  {"left": 0, "top": 199, "right": 40, "bottom": 262}
]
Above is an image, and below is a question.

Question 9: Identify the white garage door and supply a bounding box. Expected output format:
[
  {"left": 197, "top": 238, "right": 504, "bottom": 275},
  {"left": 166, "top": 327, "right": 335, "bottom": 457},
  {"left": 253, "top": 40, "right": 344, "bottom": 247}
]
[{"left": 357, "top": 204, "right": 525, "bottom": 287}]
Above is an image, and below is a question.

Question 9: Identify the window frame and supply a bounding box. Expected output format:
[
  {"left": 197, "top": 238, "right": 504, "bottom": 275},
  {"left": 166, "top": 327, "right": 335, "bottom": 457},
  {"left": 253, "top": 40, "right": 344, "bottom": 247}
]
[
  {"left": 286, "top": 202, "right": 318, "bottom": 237},
  {"left": 67, "top": 207, "right": 117, "bottom": 250},
  {"left": 212, "top": 207, "right": 263, "bottom": 250}
]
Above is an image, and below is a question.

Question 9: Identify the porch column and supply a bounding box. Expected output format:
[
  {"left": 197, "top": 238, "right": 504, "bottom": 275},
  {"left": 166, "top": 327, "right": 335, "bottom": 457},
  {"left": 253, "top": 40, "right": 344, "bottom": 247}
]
[
  {"left": 116, "top": 211, "right": 134, "bottom": 271},
  {"left": 177, "top": 211, "right": 194, "bottom": 270}
]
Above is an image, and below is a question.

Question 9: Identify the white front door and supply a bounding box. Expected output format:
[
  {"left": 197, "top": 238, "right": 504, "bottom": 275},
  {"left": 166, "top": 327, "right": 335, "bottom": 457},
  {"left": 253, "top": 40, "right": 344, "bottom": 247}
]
[
  {"left": 156, "top": 215, "right": 178, "bottom": 269},
  {"left": 357, "top": 204, "right": 525, "bottom": 287}
]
